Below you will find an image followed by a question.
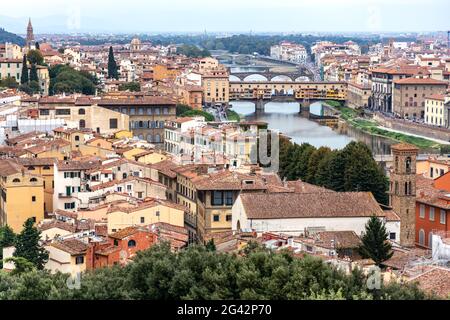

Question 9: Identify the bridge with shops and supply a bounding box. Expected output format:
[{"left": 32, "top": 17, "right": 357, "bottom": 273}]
[{"left": 229, "top": 81, "right": 348, "bottom": 113}]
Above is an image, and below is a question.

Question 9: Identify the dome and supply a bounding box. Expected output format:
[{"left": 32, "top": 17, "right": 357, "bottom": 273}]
[{"left": 131, "top": 38, "right": 141, "bottom": 45}]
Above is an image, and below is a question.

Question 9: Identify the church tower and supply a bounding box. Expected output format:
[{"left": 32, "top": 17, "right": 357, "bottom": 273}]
[
  {"left": 26, "top": 18, "right": 34, "bottom": 48},
  {"left": 390, "top": 143, "right": 419, "bottom": 247}
]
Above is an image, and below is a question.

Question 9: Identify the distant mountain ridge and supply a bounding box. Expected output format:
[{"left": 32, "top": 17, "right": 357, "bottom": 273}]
[{"left": 0, "top": 28, "right": 25, "bottom": 46}]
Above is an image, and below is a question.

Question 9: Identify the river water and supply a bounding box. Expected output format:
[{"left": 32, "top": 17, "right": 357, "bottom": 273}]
[{"left": 230, "top": 101, "right": 395, "bottom": 155}]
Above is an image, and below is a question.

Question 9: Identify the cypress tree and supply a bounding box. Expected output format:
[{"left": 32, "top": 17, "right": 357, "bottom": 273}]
[
  {"left": 13, "top": 218, "right": 49, "bottom": 270},
  {"left": 358, "top": 216, "right": 393, "bottom": 266},
  {"left": 35, "top": 42, "right": 40, "bottom": 50},
  {"left": 20, "top": 54, "right": 29, "bottom": 84},
  {"left": 108, "top": 46, "right": 119, "bottom": 80},
  {"left": 29, "top": 64, "right": 39, "bottom": 82}
]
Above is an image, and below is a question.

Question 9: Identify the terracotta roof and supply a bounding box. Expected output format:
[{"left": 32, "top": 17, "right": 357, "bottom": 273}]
[
  {"left": 57, "top": 159, "right": 102, "bottom": 171},
  {"left": 0, "top": 159, "right": 24, "bottom": 176},
  {"left": 50, "top": 239, "right": 89, "bottom": 255},
  {"left": 151, "top": 159, "right": 179, "bottom": 178},
  {"left": 285, "top": 180, "right": 335, "bottom": 194},
  {"left": 109, "top": 226, "right": 147, "bottom": 239},
  {"left": 314, "top": 231, "right": 361, "bottom": 249},
  {"left": 96, "top": 96, "right": 176, "bottom": 106},
  {"left": 408, "top": 267, "right": 450, "bottom": 298},
  {"left": 390, "top": 143, "right": 420, "bottom": 151},
  {"left": 193, "top": 170, "right": 268, "bottom": 191},
  {"left": 15, "top": 157, "right": 56, "bottom": 167},
  {"left": 393, "top": 77, "right": 448, "bottom": 85},
  {"left": 239, "top": 192, "right": 384, "bottom": 219},
  {"left": 425, "top": 94, "right": 446, "bottom": 101}
]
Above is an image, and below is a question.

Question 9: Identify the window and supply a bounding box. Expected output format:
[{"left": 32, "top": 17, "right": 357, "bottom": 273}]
[
  {"left": 418, "top": 229, "right": 425, "bottom": 246},
  {"left": 79, "top": 119, "right": 86, "bottom": 128},
  {"left": 140, "top": 217, "right": 145, "bottom": 223},
  {"left": 75, "top": 256, "right": 84, "bottom": 265},
  {"left": 440, "top": 209, "right": 446, "bottom": 224},
  {"left": 74, "top": 135, "right": 80, "bottom": 141},
  {"left": 113, "top": 239, "right": 119, "bottom": 246},
  {"left": 213, "top": 215, "right": 220, "bottom": 222},
  {"left": 128, "top": 240, "right": 136, "bottom": 248},
  {"left": 78, "top": 108, "right": 85, "bottom": 115},
  {"left": 64, "top": 202, "right": 75, "bottom": 210},
  {"left": 56, "top": 109, "right": 70, "bottom": 115},
  {"left": 30, "top": 178, "right": 38, "bottom": 182},
  {"left": 419, "top": 204, "right": 425, "bottom": 218},
  {"left": 226, "top": 215, "right": 232, "bottom": 222},
  {"left": 429, "top": 207, "right": 435, "bottom": 221},
  {"left": 12, "top": 178, "right": 20, "bottom": 183},
  {"left": 405, "top": 157, "right": 412, "bottom": 173},
  {"left": 137, "top": 192, "right": 143, "bottom": 199},
  {"left": 225, "top": 191, "right": 233, "bottom": 206},
  {"left": 32, "top": 196, "right": 36, "bottom": 202},
  {"left": 389, "top": 232, "right": 396, "bottom": 240},
  {"left": 212, "top": 191, "right": 223, "bottom": 206}
]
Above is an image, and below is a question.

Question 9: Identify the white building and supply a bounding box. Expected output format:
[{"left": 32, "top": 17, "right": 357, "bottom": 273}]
[
  {"left": 232, "top": 192, "right": 400, "bottom": 242},
  {"left": 270, "top": 42, "right": 307, "bottom": 63}
]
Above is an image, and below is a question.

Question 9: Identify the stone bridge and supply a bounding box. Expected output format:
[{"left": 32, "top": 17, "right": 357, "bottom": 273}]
[{"left": 230, "top": 69, "right": 313, "bottom": 82}]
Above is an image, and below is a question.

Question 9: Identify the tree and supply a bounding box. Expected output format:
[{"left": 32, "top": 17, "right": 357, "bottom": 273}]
[
  {"left": 35, "top": 42, "right": 40, "bottom": 50},
  {"left": 119, "top": 82, "right": 140, "bottom": 92},
  {"left": 0, "top": 76, "right": 18, "bottom": 89},
  {"left": 108, "top": 46, "right": 119, "bottom": 80},
  {"left": 0, "top": 225, "right": 16, "bottom": 268},
  {"left": 29, "top": 64, "right": 39, "bottom": 82},
  {"left": 27, "top": 49, "right": 44, "bottom": 66},
  {"left": 13, "top": 218, "right": 49, "bottom": 270},
  {"left": 49, "top": 65, "right": 96, "bottom": 95},
  {"left": 20, "top": 54, "right": 29, "bottom": 84},
  {"left": 358, "top": 215, "right": 393, "bottom": 266},
  {"left": 205, "top": 239, "right": 216, "bottom": 251}
]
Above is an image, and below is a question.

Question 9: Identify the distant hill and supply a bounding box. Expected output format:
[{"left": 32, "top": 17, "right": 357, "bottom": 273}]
[{"left": 0, "top": 28, "right": 25, "bottom": 46}]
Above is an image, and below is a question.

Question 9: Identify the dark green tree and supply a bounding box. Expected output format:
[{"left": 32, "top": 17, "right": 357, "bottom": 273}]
[
  {"left": 107, "top": 46, "right": 119, "bottom": 80},
  {"left": 0, "top": 225, "right": 16, "bottom": 269},
  {"left": 35, "top": 42, "right": 40, "bottom": 50},
  {"left": 119, "top": 82, "right": 140, "bottom": 92},
  {"left": 27, "top": 49, "right": 44, "bottom": 65},
  {"left": 358, "top": 215, "right": 393, "bottom": 266},
  {"left": 29, "top": 64, "right": 39, "bottom": 82},
  {"left": 0, "top": 76, "right": 19, "bottom": 89},
  {"left": 305, "top": 146, "right": 331, "bottom": 184},
  {"left": 205, "top": 239, "right": 216, "bottom": 251},
  {"left": 20, "top": 54, "right": 29, "bottom": 84},
  {"left": 13, "top": 218, "right": 49, "bottom": 270}
]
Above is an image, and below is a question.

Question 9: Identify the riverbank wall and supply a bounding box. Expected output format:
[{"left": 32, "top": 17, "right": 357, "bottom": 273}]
[{"left": 374, "top": 114, "right": 450, "bottom": 143}]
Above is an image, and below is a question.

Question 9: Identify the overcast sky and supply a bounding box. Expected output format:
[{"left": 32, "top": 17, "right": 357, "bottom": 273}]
[{"left": 0, "top": 0, "right": 449, "bottom": 33}]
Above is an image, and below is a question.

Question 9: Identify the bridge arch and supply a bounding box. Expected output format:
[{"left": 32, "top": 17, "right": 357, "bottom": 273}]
[
  {"left": 229, "top": 75, "right": 241, "bottom": 82},
  {"left": 295, "top": 76, "right": 310, "bottom": 82},
  {"left": 271, "top": 75, "right": 293, "bottom": 82},
  {"left": 243, "top": 74, "right": 269, "bottom": 82}
]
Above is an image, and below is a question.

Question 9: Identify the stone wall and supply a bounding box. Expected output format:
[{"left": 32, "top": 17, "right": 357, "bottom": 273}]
[{"left": 374, "top": 113, "right": 450, "bottom": 142}]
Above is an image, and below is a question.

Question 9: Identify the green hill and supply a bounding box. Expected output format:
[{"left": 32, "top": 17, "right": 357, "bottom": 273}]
[{"left": 0, "top": 28, "right": 25, "bottom": 46}]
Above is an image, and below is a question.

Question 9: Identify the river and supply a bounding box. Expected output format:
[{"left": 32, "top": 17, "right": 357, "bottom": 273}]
[{"left": 229, "top": 101, "right": 396, "bottom": 155}]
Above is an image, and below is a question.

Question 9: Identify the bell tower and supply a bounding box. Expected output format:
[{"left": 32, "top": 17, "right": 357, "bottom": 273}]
[
  {"left": 390, "top": 143, "right": 419, "bottom": 247},
  {"left": 26, "top": 18, "right": 34, "bottom": 48}
]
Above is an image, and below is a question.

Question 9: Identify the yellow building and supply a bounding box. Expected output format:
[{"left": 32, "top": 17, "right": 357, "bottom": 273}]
[
  {"left": 45, "top": 239, "right": 88, "bottom": 275},
  {"left": 106, "top": 198, "right": 186, "bottom": 233},
  {"left": 0, "top": 160, "right": 45, "bottom": 232},
  {"left": 152, "top": 64, "right": 181, "bottom": 82},
  {"left": 424, "top": 94, "right": 447, "bottom": 127},
  {"left": 16, "top": 158, "right": 56, "bottom": 214},
  {"left": 134, "top": 150, "right": 167, "bottom": 165},
  {"left": 24, "top": 139, "right": 71, "bottom": 160},
  {"left": 0, "top": 58, "right": 22, "bottom": 82},
  {"left": 202, "top": 70, "right": 230, "bottom": 106},
  {"left": 53, "top": 127, "right": 92, "bottom": 151}
]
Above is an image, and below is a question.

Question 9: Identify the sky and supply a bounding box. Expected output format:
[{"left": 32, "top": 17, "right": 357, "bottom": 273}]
[{"left": 0, "top": 0, "right": 449, "bottom": 34}]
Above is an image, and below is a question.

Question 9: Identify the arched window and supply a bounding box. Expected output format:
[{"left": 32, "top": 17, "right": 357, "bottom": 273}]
[
  {"left": 154, "top": 134, "right": 161, "bottom": 143},
  {"left": 394, "top": 156, "right": 399, "bottom": 171},
  {"left": 406, "top": 156, "right": 412, "bottom": 173},
  {"left": 418, "top": 229, "right": 425, "bottom": 246},
  {"left": 30, "top": 178, "right": 38, "bottom": 183},
  {"left": 146, "top": 134, "right": 153, "bottom": 142},
  {"left": 128, "top": 240, "right": 136, "bottom": 248},
  {"left": 43, "top": 166, "right": 50, "bottom": 170},
  {"left": 408, "top": 181, "right": 412, "bottom": 195},
  {"left": 12, "top": 178, "right": 21, "bottom": 183},
  {"left": 78, "top": 108, "right": 85, "bottom": 115},
  {"left": 27, "top": 166, "right": 35, "bottom": 170},
  {"left": 404, "top": 182, "right": 408, "bottom": 195},
  {"left": 123, "top": 173, "right": 127, "bottom": 179},
  {"left": 79, "top": 119, "right": 86, "bottom": 128},
  {"left": 75, "top": 135, "right": 80, "bottom": 141}
]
